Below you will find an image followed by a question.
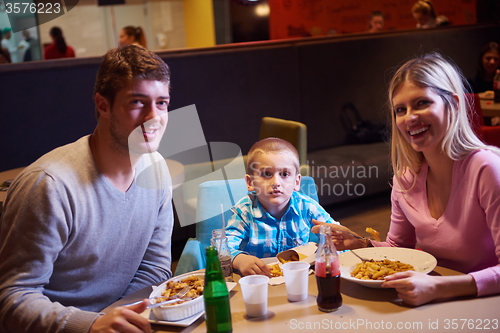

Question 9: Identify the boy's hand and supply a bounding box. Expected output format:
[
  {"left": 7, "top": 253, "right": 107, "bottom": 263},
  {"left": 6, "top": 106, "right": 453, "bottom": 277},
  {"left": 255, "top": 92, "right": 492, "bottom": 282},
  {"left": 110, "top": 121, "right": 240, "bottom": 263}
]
[
  {"left": 233, "top": 254, "right": 272, "bottom": 277},
  {"left": 311, "top": 219, "right": 367, "bottom": 250}
]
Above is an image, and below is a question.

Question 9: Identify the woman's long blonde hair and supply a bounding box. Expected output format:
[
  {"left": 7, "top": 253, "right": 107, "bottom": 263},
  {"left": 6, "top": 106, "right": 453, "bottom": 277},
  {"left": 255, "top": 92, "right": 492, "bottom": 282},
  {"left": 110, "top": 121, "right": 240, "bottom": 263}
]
[{"left": 388, "top": 53, "right": 500, "bottom": 190}]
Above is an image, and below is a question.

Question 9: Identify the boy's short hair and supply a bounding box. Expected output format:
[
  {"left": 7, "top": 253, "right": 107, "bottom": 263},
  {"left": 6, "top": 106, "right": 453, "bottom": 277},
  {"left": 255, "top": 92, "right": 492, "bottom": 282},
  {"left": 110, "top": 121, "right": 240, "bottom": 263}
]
[{"left": 247, "top": 137, "right": 300, "bottom": 174}]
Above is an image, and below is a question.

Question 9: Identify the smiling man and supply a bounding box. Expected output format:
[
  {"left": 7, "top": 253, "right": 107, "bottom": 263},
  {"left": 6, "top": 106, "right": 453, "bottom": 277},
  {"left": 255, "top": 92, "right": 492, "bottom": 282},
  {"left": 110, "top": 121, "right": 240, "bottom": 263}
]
[{"left": 0, "top": 45, "right": 173, "bottom": 333}]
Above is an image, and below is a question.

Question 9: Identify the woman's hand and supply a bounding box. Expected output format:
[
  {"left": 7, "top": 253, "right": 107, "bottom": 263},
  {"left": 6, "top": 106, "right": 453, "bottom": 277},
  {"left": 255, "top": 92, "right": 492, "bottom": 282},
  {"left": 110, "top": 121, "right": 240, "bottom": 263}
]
[
  {"left": 382, "top": 271, "right": 478, "bottom": 306},
  {"left": 382, "top": 271, "right": 440, "bottom": 306},
  {"left": 90, "top": 300, "right": 151, "bottom": 333},
  {"left": 311, "top": 220, "right": 369, "bottom": 250},
  {"left": 232, "top": 253, "right": 272, "bottom": 277}
]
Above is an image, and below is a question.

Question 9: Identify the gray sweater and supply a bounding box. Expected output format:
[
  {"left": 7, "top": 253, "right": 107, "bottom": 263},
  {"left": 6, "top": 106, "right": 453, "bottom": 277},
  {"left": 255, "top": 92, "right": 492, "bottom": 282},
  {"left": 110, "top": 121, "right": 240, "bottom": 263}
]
[{"left": 0, "top": 136, "right": 174, "bottom": 333}]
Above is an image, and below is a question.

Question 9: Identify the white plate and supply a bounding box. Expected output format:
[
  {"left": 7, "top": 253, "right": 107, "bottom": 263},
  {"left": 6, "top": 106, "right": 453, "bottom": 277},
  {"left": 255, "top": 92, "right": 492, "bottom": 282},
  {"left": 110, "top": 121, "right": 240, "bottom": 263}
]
[
  {"left": 144, "top": 308, "right": 203, "bottom": 327},
  {"left": 141, "top": 281, "right": 237, "bottom": 326},
  {"left": 339, "top": 247, "right": 437, "bottom": 289}
]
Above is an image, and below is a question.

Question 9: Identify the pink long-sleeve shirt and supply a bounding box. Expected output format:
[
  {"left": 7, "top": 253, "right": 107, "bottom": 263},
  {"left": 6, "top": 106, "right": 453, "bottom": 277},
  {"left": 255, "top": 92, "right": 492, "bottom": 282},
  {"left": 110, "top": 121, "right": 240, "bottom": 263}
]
[{"left": 374, "top": 149, "right": 500, "bottom": 296}]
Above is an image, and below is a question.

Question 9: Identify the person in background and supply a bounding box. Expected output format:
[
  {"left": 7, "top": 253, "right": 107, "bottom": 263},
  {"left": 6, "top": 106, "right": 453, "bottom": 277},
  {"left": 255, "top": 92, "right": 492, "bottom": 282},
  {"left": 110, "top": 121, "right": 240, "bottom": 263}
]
[
  {"left": 0, "top": 48, "right": 9, "bottom": 64},
  {"left": 0, "top": 29, "right": 10, "bottom": 64},
  {"left": 367, "top": 10, "right": 384, "bottom": 33},
  {"left": 0, "top": 45, "right": 173, "bottom": 333},
  {"left": 226, "top": 138, "right": 341, "bottom": 276},
  {"left": 411, "top": 0, "right": 449, "bottom": 29},
  {"left": 119, "top": 26, "right": 147, "bottom": 49},
  {"left": 318, "top": 53, "right": 500, "bottom": 306},
  {"left": 44, "top": 26, "right": 75, "bottom": 60},
  {"left": 1, "top": 27, "right": 25, "bottom": 63},
  {"left": 22, "top": 30, "right": 33, "bottom": 62},
  {"left": 469, "top": 42, "right": 500, "bottom": 93}
]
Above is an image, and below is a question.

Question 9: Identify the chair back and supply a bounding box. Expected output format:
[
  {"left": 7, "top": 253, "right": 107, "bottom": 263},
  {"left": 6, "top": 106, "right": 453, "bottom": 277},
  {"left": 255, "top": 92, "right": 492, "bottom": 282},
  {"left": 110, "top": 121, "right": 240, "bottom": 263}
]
[
  {"left": 260, "top": 117, "right": 307, "bottom": 166},
  {"left": 465, "top": 93, "right": 485, "bottom": 139},
  {"left": 196, "top": 176, "right": 319, "bottom": 251},
  {"left": 196, "top": 179, "right": 249, "bottom": 251}
]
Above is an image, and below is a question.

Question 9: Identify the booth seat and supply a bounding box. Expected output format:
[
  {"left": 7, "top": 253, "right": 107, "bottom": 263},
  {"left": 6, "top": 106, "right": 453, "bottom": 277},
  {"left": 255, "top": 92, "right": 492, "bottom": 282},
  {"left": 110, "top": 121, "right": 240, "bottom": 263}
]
[{"left": 466, "top": 93, "right": 500, "bottom": 148}]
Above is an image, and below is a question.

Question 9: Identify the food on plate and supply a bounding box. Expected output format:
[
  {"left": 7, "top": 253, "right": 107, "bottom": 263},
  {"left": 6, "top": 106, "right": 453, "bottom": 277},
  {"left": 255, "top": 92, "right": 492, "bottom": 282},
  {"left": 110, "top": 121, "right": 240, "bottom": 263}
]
[
  {"left": 351, "top": 259, "right": 414, "bottom": 280},
  {"left": 267, "top": 263, "right": 283, "bottom": 277},
  {"left": 277, "top": 253, "right": 299, "bottom": 264},
  {"left": 156, "top": 275, "right": 204, "bottom": 306},
  {"left": 365, "top": 227, "right": 381, "bottom": 241}
]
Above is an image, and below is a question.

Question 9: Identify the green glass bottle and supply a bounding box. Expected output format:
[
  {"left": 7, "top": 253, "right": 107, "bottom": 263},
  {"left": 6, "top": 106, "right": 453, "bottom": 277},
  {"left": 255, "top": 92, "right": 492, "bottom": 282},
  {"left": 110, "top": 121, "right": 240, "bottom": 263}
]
[{"left": 204, "top": 246, "right": 232, "bottom": 333}]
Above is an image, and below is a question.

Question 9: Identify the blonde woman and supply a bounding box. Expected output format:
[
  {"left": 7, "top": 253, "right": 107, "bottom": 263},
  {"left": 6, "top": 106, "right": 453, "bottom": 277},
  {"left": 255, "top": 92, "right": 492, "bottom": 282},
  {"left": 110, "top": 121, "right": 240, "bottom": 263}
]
[{"left": 318, "top": 53, "right": 500, "bottom": 306}]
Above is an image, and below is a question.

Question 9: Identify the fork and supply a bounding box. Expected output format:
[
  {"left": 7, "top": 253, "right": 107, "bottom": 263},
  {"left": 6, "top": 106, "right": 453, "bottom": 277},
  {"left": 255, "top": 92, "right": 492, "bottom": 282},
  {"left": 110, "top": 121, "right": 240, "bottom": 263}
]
[
  {"left": 122, "top": 285, "right": 191, "bottom": 308},
  {"left": 350, "top": 250, "right": 372, "bottom": 262},
  {"left": 147, "top": 285, "right": 191, "bottom": 309},
  {"left": 337, "top": 230, "right": 364, "bottom": 240}
]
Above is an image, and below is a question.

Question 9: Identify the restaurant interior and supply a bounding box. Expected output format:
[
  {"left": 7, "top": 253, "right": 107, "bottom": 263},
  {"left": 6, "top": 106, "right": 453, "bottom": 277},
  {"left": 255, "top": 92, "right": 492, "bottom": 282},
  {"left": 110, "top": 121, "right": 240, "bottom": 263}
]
[{"left": 1, "top": 0, "right": 500, "bottom": 331}]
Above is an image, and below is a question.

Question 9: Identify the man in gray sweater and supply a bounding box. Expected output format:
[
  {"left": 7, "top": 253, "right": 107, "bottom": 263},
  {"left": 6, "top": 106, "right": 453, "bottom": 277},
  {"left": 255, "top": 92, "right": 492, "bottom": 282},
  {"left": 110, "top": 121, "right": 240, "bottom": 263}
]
[{"left": 0, "top": 45, "right": 173, "bottom": 333}]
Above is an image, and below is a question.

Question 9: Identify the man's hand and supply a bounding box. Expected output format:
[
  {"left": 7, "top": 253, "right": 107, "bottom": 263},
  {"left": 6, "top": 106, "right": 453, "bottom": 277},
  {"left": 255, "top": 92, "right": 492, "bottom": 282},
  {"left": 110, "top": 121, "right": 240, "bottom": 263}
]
[
  {"left": 311, "top": 219, "right": 368, "bottom": 250},
  {"left": 232, "top": 254, "right": 272, "bottom": 277},
  {"left": 90, "top": 300, "right": 151, "bottom": 333}
]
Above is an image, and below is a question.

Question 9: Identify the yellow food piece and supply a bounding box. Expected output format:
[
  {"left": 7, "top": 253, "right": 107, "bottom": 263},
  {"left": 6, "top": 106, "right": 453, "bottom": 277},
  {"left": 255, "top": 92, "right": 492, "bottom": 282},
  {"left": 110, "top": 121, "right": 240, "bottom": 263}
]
[
  {"left": 267, "top": 263, "right": 283, "bottom": 277},
  {"left": 350, "top": 259, "right": 414, "bottom": 281},
  {"left": 277, "top": 253, "right": 299, "bottom": 264},
  {"left": 366, "top": 227, "right": 381, "bottom": 241}
]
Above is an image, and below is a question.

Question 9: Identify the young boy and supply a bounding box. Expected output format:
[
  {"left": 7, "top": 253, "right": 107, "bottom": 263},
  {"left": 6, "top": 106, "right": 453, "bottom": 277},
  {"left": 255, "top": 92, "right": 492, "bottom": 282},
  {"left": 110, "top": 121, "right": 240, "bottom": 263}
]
[{"left": 226, "top": 137, "right": 340, "bottom": 276}]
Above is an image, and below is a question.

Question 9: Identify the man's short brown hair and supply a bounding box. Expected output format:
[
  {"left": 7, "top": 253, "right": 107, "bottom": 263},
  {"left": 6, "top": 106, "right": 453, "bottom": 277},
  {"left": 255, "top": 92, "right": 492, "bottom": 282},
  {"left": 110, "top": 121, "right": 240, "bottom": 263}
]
[{"left": 247, "top": 137, "right": 300, "bottom": 174}]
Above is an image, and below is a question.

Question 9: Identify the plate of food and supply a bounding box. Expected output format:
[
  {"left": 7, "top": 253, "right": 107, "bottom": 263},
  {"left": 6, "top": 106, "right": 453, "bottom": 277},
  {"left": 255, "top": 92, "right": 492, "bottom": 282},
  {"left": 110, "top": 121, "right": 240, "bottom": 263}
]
[
  {"left": 143, "top": 272, "right": 236, "bottom": 326},
  {"left": 338, "top": 247, "right": 437, "bottom": 288}
]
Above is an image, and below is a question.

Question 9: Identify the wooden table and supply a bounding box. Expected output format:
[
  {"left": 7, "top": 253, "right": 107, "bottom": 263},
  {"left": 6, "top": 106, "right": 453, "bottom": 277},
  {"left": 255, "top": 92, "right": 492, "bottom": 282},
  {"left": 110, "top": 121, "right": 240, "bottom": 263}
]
[
  {"left": 480, "top": 99, "right": 500, "bottom": 117},
  {"left": 106, "top": 267, "right": 500, "bottom": 333}
]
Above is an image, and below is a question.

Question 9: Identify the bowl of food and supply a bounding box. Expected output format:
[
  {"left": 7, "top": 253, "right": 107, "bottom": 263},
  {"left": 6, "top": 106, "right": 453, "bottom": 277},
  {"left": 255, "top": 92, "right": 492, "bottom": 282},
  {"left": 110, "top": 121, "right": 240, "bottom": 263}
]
[
  {"left": 149, "top": 272, "right": 205, "bottom": 321},
  {"left": 338, "top": 247, "right": 437, "bottom": 288}
]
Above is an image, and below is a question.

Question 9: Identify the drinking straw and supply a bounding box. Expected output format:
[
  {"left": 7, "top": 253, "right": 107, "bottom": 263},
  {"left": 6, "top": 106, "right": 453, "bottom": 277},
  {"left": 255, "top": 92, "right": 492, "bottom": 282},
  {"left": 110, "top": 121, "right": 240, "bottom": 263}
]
[{"left": 221, "top": 204, "right": 225, "bottom": 230}]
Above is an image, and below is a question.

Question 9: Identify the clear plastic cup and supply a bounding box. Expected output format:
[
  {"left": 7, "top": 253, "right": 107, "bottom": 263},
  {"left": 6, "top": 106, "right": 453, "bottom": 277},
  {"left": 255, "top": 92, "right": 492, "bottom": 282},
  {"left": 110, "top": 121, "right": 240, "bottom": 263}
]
[
  {"left": 239, "top": 275, "right": 269, "bottom": 317},
  {"left": 282, "top": 261, "right": 310, "bottom": 302}
]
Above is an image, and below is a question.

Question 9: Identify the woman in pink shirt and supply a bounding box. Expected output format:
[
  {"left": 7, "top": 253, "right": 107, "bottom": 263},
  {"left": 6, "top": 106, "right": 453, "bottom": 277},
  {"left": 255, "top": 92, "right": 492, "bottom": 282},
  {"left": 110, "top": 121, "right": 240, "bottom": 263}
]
[{"left": 321, "top": 53, "right": 500, "bottom": 306}]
